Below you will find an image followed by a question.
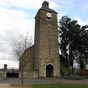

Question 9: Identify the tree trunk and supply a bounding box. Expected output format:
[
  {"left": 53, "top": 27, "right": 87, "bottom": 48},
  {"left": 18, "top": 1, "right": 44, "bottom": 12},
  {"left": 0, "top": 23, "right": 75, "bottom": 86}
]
[{"left": 21, "top": 67, "right": 24, "bottom": 85}]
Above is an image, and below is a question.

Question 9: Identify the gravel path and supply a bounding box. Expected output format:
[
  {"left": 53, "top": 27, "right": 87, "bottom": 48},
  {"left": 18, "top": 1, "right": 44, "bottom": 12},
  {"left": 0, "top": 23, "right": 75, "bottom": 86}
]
[
  {"left": 0, "top": 83, "right": 27, "bottom": 88},
  {"left": 0, "top": 78, "right": 88, "bottom": 88},
  {"left": 0, "top": 78, "right": 88, "bottom": 84},
  {"left": 0, "top": 83, "right": 11, "bottom": 88}
]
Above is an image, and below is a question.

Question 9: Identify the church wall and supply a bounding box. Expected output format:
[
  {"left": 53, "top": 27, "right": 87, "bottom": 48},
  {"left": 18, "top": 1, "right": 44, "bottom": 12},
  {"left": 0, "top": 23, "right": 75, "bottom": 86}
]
[
  {"left": 34, "top": 13, "right": 40, "bottom": 71},
  {"left": 19, "top": 45, "right": 35, "bottom": 78}
]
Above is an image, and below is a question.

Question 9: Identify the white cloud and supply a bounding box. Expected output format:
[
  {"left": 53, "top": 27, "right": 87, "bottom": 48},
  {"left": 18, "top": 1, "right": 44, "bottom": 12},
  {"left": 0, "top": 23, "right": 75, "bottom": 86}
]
[
  {"left": 0, "top": 6, "right": 34, "bottom": 38},
  {"left": 58, "top": 12, "right": 66, "bottom": 20},
  {"left": 0, "top": 52, "right": 11, "bottom": 59},
  {"left": 49, "top": 0, "right": 61, "bottom": 9},
  {"left": 0, "top": 60, "right": 19, "bottom": 69},
  {"left": 76, "top": 18, "right": 86, "bottom": 26},
  {"left": 0, "top": 41, "right": 9, "bottom": 52},
  {"left": 0, "top": 7, "right": 29, "bottom": 32},
  {"left": 0, "top": 1, "right": 34, "bottom": 68},
  {"left": 74, "top": 16, "right": 88, "bottom": 26}
]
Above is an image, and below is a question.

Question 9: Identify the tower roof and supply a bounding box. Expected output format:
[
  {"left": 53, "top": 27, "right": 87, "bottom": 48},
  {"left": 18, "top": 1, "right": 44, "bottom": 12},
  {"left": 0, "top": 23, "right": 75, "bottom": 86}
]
[
  {"left": 40, "top": 1, "right": 57, "bottom": 13},
  {"left": 35, "top": 1, "right": 57, "bottom": 18}
]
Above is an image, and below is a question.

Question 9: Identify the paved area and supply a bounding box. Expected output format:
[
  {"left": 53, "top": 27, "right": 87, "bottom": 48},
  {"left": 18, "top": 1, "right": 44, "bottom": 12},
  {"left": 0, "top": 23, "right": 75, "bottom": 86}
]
[
  {"left": 0, "top": 78, "right": 88, "bottom": 88},
  {"left": 0, "top": 78, "right": 88, "bottom": 84},
  {"left": 0, "top": 83, "right": 11, "bottom": 88},
  {"left": 0, "top": 83, "right": 27, "bottom": 88}
]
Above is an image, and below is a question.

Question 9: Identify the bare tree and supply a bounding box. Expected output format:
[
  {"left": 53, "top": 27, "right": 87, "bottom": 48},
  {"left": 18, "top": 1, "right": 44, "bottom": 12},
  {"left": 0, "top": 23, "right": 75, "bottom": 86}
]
[{"left": 10, "top": 33, "right": 32, "bottom": 84}]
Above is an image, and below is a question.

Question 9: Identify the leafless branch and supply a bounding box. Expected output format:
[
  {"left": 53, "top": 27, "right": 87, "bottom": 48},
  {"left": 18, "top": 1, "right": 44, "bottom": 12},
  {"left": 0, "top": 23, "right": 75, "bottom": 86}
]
[{"left": 10, "top": 33, "right": 32, "bottom": 61}]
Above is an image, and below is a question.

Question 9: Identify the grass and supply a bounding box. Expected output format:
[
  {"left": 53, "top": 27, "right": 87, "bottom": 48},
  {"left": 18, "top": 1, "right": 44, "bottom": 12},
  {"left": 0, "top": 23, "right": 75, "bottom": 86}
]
[
  {"left": 32, "top": 83, "right": 88, "bottom": 88},
  {"left": 11, "top": 83, "right": 88, "bottom": 88}
]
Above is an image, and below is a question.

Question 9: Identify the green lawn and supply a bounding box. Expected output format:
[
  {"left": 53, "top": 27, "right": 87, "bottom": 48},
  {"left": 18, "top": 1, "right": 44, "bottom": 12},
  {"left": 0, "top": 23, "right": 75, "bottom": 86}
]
[
  {"left": 11, "top": 83, "right": 88, "bottom": 88},
  {"left": 32, "top": 83, "right": 88, "bottom": 88}
]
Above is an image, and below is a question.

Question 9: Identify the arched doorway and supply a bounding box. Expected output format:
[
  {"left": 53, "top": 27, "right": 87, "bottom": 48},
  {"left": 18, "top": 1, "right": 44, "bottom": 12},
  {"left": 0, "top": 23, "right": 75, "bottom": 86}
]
[{"left": 46, "top": 64, "right": 54, "bottom": 78}]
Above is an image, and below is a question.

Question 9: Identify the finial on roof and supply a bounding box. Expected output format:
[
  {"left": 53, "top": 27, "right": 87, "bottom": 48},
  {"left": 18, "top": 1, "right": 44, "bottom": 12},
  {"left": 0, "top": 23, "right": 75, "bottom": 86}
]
[{"left": 42, "top": 1, "right": 49, "bottom": 8}]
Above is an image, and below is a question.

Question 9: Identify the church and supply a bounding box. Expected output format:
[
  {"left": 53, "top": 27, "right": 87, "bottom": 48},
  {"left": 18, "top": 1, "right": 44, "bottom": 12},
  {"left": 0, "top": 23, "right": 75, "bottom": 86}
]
[{"left": 19, "top": 1, "right": 60, "bottom": 78}]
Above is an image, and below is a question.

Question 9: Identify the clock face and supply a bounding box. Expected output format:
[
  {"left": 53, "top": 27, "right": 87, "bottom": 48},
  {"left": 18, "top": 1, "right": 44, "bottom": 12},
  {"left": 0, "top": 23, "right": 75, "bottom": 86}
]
[{"left": 46, "top": 12, "right": 52, "bottom": 18}]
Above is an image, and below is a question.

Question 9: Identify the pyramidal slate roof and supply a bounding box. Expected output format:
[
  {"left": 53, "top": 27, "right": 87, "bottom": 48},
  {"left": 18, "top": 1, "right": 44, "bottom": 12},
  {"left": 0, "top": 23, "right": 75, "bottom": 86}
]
[
  {"left": 39, "top": 1, "right": 57, "bottom": 13},
  {"left": 35, "top": 1, "right": 57, "bottom": 18}
]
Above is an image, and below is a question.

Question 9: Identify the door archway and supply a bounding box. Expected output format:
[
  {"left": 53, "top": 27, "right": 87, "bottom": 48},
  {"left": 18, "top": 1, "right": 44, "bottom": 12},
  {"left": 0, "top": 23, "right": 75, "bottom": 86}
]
[{"left": 46, "top": 64, "right": 54, "bottom": 78}]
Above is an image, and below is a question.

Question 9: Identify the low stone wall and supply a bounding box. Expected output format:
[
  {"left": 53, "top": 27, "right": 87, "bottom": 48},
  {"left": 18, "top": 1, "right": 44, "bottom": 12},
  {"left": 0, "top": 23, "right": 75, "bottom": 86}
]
[{"left": 19, "top": 70, "right": 38, "bottom": 79}]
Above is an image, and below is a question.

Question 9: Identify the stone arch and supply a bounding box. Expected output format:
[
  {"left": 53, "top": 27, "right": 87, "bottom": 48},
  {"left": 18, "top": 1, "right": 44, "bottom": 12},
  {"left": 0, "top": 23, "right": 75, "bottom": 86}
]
[{"left": 46, "top": 64, "right": 54, "bottom": 78}]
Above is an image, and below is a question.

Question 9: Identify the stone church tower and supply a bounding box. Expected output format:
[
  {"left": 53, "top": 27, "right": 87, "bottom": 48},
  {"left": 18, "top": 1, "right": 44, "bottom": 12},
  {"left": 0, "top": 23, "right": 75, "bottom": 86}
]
[
  {"left": 19, "top": 1, "right": 60, "bottom": 78},
  {"left": 34, "top": 1, "right": 60, "bottom": 78}
]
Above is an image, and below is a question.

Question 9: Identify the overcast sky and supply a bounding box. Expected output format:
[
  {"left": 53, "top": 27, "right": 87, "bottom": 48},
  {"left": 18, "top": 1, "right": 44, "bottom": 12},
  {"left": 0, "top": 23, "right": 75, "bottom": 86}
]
[{"left": 0, "top": 0, "right": 88, "bottom": 69}]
